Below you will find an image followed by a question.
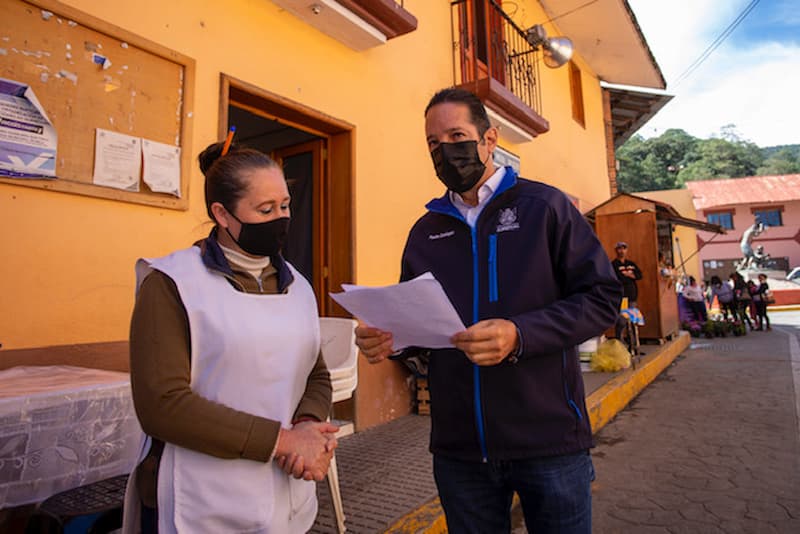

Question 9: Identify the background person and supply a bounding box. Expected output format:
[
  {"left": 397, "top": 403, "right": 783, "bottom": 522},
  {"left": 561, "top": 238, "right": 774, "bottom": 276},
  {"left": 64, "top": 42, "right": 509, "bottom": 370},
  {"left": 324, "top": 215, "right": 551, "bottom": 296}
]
[
  {"left": 125, "top": 141, "right": 337, "bottom": 533},
  {"left": 355, "top": 88, "right": 621, "bottom": 533},
  {"left": 681, "top": 276, "right": 707, "bottom": 322},
  {"left": 754, "top": 273, "right": 772, "bottom": 331},
  {"left": 731, "top": 272, "right": 754, "bottom": 331},
  {"left": 710, "top": 275, "right": 735, "bottom": 319},
  {"left": 612, "top": 242, "right": 642, "bottom": 308}
]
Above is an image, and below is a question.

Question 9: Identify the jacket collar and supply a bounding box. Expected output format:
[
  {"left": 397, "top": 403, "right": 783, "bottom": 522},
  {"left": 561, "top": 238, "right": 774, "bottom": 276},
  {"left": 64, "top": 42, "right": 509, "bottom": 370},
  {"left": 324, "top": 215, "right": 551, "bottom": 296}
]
[
  {"left": 425, "top": 166, "right": 518, "bottom": 218},
  {"left": 198, "top": 227, "right": 295, "bottom": 292}
]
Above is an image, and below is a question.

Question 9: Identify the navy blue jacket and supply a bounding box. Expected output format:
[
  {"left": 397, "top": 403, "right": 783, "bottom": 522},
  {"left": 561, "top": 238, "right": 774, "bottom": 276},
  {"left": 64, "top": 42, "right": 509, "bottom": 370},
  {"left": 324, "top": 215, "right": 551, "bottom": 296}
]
[{"left": 401, "top": 167, "right": 622, "bottom": 461}]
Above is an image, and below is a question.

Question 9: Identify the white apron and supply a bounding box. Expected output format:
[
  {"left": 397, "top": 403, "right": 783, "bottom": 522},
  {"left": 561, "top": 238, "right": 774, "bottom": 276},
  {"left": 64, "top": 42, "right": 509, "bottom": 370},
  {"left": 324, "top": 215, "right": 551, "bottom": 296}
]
[{"left": 123, "top": 247, "right": 320, "bottom": 533}]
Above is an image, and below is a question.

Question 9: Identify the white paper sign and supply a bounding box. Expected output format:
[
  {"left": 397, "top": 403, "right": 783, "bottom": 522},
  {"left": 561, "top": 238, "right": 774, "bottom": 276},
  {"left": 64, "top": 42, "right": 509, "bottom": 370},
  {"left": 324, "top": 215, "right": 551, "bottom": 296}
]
[
  {"left": 93, "top": 128, "right": 141, "bottom": 191},
  {"left": 142, "top": 138, "right": 181, "bottom": 197},
  {"left": 0, "top": 77, "right": 58, "bottom": 178},
  {"left": 330, "top": 272, "right": 466, "bottom": 351}
]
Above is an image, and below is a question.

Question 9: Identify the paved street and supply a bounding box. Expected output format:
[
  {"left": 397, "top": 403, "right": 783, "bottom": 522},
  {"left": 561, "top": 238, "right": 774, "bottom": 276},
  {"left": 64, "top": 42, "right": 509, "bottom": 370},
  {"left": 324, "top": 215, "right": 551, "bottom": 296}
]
[{"left": 589, "top": 311, "right": 800, "bottom": 533}]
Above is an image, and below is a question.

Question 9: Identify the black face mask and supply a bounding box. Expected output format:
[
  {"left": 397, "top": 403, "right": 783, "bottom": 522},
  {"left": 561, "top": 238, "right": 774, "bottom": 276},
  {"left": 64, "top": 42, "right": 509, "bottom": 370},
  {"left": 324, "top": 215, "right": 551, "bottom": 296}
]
[
  {"left": 225, "top": 213, "right": 290, "bottom": 257},
  {"left": 431, "top": 140, "right": 487, "bottom": 193}
]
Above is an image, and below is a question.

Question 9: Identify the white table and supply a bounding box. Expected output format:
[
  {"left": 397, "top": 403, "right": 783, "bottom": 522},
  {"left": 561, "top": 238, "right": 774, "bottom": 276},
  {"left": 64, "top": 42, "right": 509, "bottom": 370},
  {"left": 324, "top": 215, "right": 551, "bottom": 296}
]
[{"left": 0, "top": 365, "right": 142, "bottom": 509}]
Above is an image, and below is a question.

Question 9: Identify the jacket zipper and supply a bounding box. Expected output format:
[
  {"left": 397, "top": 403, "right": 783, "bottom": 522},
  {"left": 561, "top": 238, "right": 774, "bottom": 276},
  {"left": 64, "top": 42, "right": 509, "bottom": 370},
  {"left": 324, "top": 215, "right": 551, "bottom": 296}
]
[{"left": 471, "top": 226, "right": 489, "bottom": 462}]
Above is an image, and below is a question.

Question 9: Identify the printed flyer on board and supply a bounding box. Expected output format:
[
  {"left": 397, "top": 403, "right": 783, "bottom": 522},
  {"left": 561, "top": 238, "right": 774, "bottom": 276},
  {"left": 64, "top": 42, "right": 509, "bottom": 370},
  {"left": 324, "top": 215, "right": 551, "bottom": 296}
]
[{"left": 0, "top": 77, "right": 57, "bottom": 178}]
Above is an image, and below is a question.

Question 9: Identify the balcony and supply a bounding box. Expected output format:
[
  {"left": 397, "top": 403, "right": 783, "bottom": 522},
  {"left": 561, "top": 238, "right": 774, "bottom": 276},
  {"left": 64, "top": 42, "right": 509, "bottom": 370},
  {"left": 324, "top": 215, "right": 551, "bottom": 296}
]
[
  {"left": 451, "top": 0, "right": 550, "bottom": 142},
  {"left": 273, "top": 0, "right": 417, "bottom": 51}
]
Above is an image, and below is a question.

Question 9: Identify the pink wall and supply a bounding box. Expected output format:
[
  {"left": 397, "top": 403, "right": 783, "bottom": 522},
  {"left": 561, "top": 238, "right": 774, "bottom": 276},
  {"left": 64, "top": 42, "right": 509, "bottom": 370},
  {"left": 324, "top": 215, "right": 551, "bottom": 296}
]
[{"left": 696, "top": 199, "right": 800, "bottom": 277}]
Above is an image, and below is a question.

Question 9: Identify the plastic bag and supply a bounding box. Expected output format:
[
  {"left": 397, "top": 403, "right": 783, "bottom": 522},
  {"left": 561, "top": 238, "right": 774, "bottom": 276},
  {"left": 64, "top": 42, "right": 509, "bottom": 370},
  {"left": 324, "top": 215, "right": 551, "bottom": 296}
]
[{"left": 590, "top": 339, "right": 632, "bottom": 372}]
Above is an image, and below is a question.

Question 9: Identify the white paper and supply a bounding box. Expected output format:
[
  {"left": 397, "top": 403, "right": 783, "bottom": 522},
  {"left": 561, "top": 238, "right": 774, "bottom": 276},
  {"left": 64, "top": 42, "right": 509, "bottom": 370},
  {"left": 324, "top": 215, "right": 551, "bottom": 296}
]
[
  {"left": 0, "top": 77, "right": 58, "bottom": 178},
  {"left": 142, "top": 138, "right": 180, "bottom": 196},
  {"left": 330, "top": 272, "right": 466, "bottom": 351},
  {"left": 93, "top": 128, "right": 141, "bottom": 191}
]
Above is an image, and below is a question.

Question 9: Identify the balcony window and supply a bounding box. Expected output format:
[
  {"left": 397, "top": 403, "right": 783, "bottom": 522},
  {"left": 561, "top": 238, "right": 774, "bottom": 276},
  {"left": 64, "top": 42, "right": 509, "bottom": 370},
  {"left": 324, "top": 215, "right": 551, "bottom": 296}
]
[{"left": 451, "top": 0, "right": 549, "bottom": 140}]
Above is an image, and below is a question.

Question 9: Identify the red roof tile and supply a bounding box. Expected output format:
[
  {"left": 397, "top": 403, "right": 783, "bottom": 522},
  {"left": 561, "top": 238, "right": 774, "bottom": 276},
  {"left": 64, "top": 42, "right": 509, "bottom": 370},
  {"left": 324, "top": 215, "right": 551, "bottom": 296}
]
[{"left": 685, "top": 174, "right": 800, "bottom": 210}]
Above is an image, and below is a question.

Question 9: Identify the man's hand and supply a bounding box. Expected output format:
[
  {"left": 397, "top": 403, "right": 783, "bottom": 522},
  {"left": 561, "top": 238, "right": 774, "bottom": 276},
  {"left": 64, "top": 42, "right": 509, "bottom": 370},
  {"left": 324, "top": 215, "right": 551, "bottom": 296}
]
[
  {"left": 355, "top": 323, "right": 394, "bottom": 364},
  {"left": 451, "top": 319, "right": 519, "bottom": 366},
  {"left": 275, "top": 421, "right": 339, "bottom": 481}
]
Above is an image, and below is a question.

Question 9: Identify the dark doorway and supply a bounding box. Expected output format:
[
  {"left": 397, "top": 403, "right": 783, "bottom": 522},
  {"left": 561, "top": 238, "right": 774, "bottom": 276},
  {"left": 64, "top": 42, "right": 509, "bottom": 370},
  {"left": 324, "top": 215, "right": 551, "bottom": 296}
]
[
  {"left": 228, "top": 105, "right": 322, "bottom": 289},
  {"left": 221, "top": 76, "right": 354, "bottom": 317}
]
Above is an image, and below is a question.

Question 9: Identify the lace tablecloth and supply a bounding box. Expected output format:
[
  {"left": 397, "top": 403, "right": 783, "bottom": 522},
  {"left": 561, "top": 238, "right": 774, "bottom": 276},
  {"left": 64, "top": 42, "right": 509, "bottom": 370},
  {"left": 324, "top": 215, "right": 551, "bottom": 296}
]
[{"left": 0, "top": 365, "right": 142, "bottom": 508}]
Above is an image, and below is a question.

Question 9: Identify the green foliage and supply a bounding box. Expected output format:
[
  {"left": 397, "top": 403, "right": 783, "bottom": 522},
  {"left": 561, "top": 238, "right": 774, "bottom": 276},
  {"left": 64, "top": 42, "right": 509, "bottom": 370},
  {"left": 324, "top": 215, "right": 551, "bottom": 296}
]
[
  {"left": 616, "top": 125, "right": 798, "bottom": 193},
  {"left": 757, "top": 147, "right": 800, "bottom": 175}
]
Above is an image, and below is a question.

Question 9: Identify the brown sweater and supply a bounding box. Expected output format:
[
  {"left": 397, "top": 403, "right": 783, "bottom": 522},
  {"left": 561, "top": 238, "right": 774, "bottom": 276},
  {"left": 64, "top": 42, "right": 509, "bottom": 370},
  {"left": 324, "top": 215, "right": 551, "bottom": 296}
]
[{"left": 129, "top": 255, "right": 332, "bottom": 506}]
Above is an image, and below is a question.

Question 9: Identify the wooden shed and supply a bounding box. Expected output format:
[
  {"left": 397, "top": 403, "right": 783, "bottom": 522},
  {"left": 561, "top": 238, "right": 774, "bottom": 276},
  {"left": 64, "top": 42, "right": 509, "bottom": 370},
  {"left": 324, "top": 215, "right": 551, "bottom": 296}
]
[{"left": 585, "top": 193, "right": 724, "bottom": 341}]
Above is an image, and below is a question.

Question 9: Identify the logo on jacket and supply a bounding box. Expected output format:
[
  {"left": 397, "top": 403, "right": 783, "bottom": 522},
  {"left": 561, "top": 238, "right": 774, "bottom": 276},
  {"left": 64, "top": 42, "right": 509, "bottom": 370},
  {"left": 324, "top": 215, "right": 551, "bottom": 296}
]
[
  {"left": 496, "top": 207, "right": 520, "bottom": 233},
  {"left": 429, "top": 230, "right": 455, "bottom": 240}
]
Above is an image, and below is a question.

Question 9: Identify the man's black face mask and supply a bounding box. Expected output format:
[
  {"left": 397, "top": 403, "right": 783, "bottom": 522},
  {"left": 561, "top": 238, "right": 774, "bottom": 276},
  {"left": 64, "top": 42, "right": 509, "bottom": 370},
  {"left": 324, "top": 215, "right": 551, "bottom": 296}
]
[{"left": 431, "top": 140, "right": 486, "bottom": 193}]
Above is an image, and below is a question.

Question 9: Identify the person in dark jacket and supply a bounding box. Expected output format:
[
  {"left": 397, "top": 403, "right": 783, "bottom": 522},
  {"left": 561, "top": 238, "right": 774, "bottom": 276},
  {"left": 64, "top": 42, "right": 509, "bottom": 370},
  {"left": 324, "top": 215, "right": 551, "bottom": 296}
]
[
  {"left": 355, "top": 88, "right": 622, "bottom": 533},
  {"left": 611, "top": 242, "right": 642, "bottom": 308}
]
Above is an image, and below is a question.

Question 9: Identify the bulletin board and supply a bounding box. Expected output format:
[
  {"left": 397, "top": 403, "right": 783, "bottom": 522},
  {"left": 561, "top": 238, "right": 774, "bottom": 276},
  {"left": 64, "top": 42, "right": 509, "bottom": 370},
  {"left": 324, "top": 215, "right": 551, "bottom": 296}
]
[{"left": 0, "top": 0, "right": 195, "bottom": 209}]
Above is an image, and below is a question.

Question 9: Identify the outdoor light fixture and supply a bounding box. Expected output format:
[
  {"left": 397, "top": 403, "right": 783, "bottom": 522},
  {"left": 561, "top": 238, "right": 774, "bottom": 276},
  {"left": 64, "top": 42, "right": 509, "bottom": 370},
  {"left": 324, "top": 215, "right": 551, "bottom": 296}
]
[{"left": 525, "top": 24, "right": 574, "bottom": 68}]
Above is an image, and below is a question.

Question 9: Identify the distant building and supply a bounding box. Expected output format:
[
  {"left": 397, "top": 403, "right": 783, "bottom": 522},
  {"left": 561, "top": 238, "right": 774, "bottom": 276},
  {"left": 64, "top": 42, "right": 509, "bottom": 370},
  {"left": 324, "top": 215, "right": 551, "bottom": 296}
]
[{"left": 686, "top": 175, "right": 800, "bottom": 281}]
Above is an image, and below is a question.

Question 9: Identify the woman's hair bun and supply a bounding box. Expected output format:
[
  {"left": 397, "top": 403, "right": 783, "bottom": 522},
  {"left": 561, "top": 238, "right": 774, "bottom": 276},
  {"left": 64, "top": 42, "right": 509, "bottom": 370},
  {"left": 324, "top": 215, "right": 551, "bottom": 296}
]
[{"left": 198, "top": 141, "right": 238, "bottom": 176}]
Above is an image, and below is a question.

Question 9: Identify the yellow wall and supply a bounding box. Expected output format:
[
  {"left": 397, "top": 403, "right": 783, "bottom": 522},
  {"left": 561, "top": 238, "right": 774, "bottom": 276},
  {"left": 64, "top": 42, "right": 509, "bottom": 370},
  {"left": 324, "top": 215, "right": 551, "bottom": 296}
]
[
  {"left": 638, "top": 189, "right": 702, "bottom": 281},
  {"left": 1, "top": 0, "right": 616, "bottom": 352}
]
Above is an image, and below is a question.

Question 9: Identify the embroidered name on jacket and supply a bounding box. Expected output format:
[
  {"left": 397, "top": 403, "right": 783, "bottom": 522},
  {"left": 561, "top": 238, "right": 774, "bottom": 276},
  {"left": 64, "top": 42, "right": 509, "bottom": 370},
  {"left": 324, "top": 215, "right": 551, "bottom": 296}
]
[
  {"left": 429, "top": 230, "right": 455, "bottom": 240},
  {"left": 496, "top": 207, "right": 520, "bottom": 233}
]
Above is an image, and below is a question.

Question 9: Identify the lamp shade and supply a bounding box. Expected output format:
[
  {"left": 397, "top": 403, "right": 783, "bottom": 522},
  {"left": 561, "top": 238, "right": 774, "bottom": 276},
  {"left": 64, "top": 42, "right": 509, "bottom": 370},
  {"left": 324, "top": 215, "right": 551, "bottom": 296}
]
[{"left": 543, "top": 36, "right": 574, "bottom": 68}]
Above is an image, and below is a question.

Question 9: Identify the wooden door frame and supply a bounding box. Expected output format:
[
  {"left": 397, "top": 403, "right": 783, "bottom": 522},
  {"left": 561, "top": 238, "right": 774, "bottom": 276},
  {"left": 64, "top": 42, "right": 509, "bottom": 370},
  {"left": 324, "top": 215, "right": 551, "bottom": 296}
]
[{"left": 219, "top": 74, "right": 354, "bottom": 317}]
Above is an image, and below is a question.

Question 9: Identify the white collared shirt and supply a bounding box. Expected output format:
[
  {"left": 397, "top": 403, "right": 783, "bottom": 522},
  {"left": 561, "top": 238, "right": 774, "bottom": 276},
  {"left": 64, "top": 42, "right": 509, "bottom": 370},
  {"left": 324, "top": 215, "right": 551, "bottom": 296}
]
[{"left": 449, "top": 166, "right": 505, "bottom": 228}]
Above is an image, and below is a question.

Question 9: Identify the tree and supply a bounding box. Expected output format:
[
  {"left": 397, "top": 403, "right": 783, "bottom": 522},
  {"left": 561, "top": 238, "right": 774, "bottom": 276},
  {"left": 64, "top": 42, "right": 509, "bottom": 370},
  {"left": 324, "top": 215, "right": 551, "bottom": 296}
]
[
  {"left": 678, "top": 135, "right": 763, "bottom": 182},
  {"left": 616, "top": 129, "right": 697, "bottom": 192},
  {"left": 614, "top": 125, "right": 788, "bottom": 192},
  {"left": 757, "top": 147, "right": 800, "bottom": 175}
]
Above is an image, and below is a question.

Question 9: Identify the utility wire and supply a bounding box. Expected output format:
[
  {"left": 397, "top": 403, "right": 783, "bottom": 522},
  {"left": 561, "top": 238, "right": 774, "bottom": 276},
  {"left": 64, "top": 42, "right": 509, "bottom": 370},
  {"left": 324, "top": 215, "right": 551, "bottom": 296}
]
[{"left": 673, "top": 0, "right": 761, "bottom": 87}]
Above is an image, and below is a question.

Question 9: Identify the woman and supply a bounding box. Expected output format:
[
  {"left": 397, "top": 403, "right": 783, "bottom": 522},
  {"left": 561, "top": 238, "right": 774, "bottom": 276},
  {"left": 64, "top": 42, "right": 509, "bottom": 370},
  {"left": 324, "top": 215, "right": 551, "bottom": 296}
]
[
  {"left": 710, "top": 275, "right": 734, "bottom": 319},
  {"left": 681, "top": 276, "right": 707, "bottom": 322},
  {"left": 124, "top": 141, "right": 337, "bottom": 533},
  {"left": 754, "top": 273, "right": 772, "bottom": 331},
  {"left": 730, "top": 272, "right": 753, "bottom": 331}
]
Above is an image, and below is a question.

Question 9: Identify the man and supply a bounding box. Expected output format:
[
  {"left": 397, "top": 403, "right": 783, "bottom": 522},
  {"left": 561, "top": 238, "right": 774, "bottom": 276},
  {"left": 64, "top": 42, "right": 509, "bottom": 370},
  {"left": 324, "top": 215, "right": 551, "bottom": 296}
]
[
  {"left": 611, "top": 242, "right": 642, "bottom": 308},
  {"left": 356, "top": 88, "right": 621, "bottom": 533}
]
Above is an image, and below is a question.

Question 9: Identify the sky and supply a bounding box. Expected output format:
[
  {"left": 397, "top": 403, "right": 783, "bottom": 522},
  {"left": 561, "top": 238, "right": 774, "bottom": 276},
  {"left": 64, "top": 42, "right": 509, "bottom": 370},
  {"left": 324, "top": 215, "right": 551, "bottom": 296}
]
[{"left": 626, "top": 0, "right": 800, "bottom": 148}]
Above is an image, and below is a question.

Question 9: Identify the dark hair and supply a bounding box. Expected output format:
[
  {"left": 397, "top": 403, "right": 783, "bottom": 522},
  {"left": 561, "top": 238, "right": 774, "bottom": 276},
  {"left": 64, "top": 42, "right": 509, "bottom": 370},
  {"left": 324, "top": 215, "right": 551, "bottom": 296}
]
[
  {"left": 198, "top": 141, "right": 279, "bottom": 221},
  {"left": 710, "top": 275, "right": 721, "bottom": 286},
  {"left": 424, "top": 88, "right": 491, "bottom": 136}
]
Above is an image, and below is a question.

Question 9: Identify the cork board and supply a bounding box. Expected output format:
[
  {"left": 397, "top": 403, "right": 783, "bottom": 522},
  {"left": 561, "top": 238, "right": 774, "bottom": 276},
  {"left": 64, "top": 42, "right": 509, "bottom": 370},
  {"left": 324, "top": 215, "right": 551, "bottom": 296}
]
[{"left": 0, "top": 0, "right": 194, "bottom": 209}]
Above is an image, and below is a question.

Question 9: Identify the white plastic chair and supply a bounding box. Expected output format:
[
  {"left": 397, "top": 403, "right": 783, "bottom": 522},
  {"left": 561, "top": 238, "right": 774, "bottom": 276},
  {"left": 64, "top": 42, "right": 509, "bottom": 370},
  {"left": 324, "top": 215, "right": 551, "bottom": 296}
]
[{"left": 319, "top": 317, "right": 359, "bottom": 533}]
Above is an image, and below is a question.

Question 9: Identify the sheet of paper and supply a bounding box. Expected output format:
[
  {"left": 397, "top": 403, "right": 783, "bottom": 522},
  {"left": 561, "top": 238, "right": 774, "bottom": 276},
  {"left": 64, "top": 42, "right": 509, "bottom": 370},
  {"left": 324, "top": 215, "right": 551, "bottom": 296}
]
[
  {"left": 0, "top": 77, "right": 57, "bottom": 178},
  {"left": 331, "top": 272, "right": 466, "bottom": 351},
  {"left": 142, "top": 138, "right": 181, "bottom": 197},
  {"left": 93, "top": 128, "right": 141, "bottom": 191}
]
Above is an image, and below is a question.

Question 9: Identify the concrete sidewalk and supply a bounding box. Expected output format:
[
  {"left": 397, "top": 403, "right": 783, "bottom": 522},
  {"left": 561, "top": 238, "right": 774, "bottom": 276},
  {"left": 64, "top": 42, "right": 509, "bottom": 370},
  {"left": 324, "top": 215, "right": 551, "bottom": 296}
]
[{"left": 311, "top": 331, "right": 690, "bottom": 533}]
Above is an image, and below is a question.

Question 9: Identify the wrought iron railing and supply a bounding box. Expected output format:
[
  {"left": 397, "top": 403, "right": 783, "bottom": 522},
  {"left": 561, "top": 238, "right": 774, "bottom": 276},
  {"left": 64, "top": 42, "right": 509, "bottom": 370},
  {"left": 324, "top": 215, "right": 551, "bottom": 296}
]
[{"left": 450, "top": 0, "right": 543, "bottom": 116}]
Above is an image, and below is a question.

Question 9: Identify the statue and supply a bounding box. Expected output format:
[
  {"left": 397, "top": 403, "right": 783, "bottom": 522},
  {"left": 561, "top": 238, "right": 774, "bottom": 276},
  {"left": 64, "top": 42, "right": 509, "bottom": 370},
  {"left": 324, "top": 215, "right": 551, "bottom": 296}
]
[{"left": 736, "top": 220, "right": 770, "bottom": 271}]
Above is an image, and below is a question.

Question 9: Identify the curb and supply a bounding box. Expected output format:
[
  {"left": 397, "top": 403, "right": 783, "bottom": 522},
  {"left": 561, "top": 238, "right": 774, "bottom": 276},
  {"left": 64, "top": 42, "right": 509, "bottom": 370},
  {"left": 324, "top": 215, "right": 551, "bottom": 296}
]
[
  {"left": 585, "top": 331, "right": 689, "bottom": 432},
  {"left": 385, "top": 332, "right": 690, "bottom": 533}
]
